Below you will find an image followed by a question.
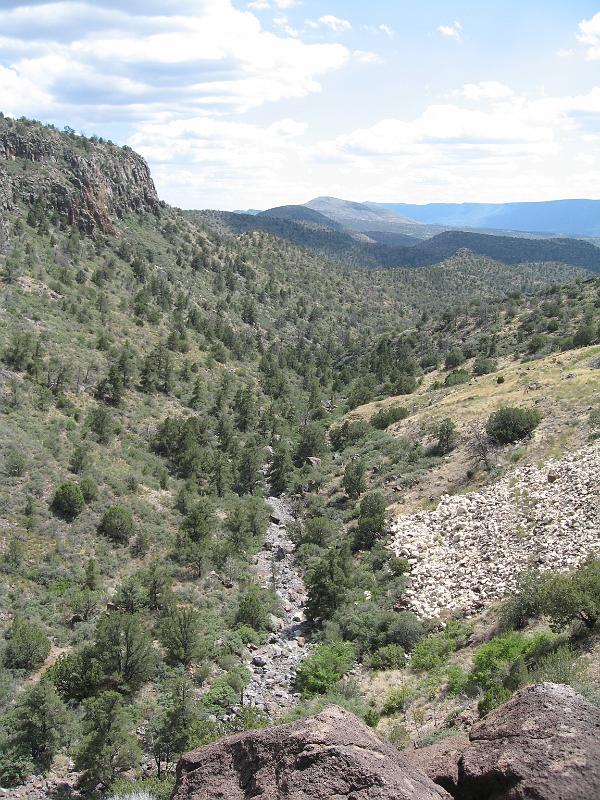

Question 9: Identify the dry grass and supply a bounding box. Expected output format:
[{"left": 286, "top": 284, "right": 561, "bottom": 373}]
[{"left": 347, "top": 345, "right": 600, "bottom": 515}]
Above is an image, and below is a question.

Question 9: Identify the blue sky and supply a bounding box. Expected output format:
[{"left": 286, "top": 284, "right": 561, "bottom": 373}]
[{"left": 2, "top": 1, "right": 600, "bottom": 209}]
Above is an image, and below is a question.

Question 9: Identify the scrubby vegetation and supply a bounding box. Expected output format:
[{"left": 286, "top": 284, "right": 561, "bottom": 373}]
[{"left": 2, "top": 116, "right": 600, "bottom": 794}]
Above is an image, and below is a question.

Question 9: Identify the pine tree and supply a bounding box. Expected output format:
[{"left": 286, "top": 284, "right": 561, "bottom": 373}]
[
  {"left": 75, "top": 691, "right": 141, "bottom": 789},
  {"left": 270, "top": 444, "right": 293, "bottom": 496},
  {"left": 94, "top": 613, "right": 156, "bottom": 693},
  {"left": 14, "top": 682, "right": 71, "bottom": 771}
]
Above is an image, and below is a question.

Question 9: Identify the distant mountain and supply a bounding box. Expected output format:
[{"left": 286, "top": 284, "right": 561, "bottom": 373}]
[
  {"left": 258, "top": 204, "right": 343, "bottom": 230},
  {"left": 375, "top": 199, "right": 600, "bottom": 237},
  {"left": 304, "top": 196, "right": 436, "bottom": 236}
]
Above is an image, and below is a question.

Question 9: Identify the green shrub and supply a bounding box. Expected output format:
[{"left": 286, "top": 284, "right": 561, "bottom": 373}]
[
  {"left": 473, "top": 357, "right": 497, "bottom": 376},
  {"left": 537, "top": 558, "right": 600, "bottom": 630},
  {"left": 478, "top": 684, "right": 512, "bottom": 717},
  {"left": 3, "top": 618, "right": 50, "bottom": 672},
  {"left": 330, "top": 420, "right": 370, "bottom": 450},
  {"left": 108, "top": 777, "right": 175, "bottom": 800},
  {"left": 50, "top": 481, "right": 85, "bottom": 520},
  {"left": 472, "top": 631, "right": 528, "bottom": 690},
  {"left": 433, "top": 418, "right": 457, "bottom": 454},
  {"left": 411, "top": 622, "right": 470, "bottom": 673},
  {"left": 382, "top": 685, "right": 413, "bottom": 715},
  {"left": 79, "top": 477, "right": 98, "bottom": 503},
  {"left": 411, "top": 635, "right": 451, "bottom": 672},
  {"left": 527, "top": 645, "right": 583, "bottom": 687},
  {"left": 295, "top": 642, "right": 355, "bottom": 697},
  {"left": 235, "top": 585, "right": 277, "bottom": 631},
  {"left": 5, "top": 450, "right": 26, "bottom": 478},
  {"left": 444, "top": 369, "right": 469, "bottom": 387},
  {"left": 354, "top": 491, "right": 387, "bottom": 550},
  {"left": 446, "top": 665, "right": 471, "bottom": 697},
  {"left": 367, "top": 644, "right": 406, "bottom": 671},
  {"left": 370, "top": 406, "right": 409, "bottom": 430},
  {"left": 573, "top": 323, "right": 595, "bottom": 348},
  {"left": 98, "top": 506, "right": 135, "bottom": 544},
  {"left": 342, "top": 458, "right": 366, "bottom": 499},
  {"left": 486, "top": 406, "right": 541, "bottom": 444},
  {"left": 445, "top": 348, "right": 465, "bottom": 369},
  {"left": 200, "top": 677, "right": 239, "bottom": 714}
]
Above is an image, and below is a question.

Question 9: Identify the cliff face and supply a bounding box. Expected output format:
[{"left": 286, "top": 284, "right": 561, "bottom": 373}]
[{"left": 0, "top": 116, "right": 160, "bottom": 234}]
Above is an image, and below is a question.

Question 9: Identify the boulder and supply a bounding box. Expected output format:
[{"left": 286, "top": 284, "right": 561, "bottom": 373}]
[
  {"left": 407, "top": 736, "right": 469, "bottom": 795},
  {"left": 409, "top": 683, "right": 600, "bottom": 799},
  {"left": 172, "top": 705, "right": 451, "bottom": 800}
]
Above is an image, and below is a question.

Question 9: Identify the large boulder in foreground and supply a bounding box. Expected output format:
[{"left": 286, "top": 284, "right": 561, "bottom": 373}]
[
  {"left": 408, "top": 683, "right": 600, "bottom": 799},
  {"left": 172, "top": 705, "right": 450, "bottom": 800}
]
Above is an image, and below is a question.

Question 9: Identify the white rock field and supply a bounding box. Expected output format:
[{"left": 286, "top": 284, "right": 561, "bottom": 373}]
[{"left": 389, "top": 440, "right": 600, "bottom": 619}]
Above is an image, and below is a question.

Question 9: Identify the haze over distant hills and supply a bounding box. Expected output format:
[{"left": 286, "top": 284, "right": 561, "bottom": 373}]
[
  {"left": 365, "top": 199, "right": 600, "bottom": 238},
  {"left": 210, "top": 195, "right": 600, "bottom": 273}
]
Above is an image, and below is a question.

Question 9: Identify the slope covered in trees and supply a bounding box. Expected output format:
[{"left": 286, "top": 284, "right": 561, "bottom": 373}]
[{"left": 1, "top": 116, "right": 599, "bottom": 797}]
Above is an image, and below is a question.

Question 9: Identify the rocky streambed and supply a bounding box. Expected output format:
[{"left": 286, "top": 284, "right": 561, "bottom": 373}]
[{"left": 243, "top": 496, "right": 311, "bottom": 715}]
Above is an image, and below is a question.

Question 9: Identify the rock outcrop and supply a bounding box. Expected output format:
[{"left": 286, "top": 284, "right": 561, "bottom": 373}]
[
  {"left": 0, "top": 116, "right": 159, "bottom": 234},
  {"left": 172, "top": 705, "right": 451, "bottom": 800},
  {"left": 390, "top": 441, "right": 600, "bottom": 618},
  {"left": 408, "top": 683, "right": 600, "bottom": 799}
]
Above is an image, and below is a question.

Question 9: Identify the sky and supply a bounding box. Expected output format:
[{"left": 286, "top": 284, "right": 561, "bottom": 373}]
[{"left": 2, "top": 1, "right": 600, "bottom": 209}]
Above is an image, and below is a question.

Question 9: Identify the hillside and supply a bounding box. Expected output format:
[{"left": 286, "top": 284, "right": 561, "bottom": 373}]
[
  {"left": 257, "top": 204, "right": 344, "bottom": 230},
  {"left": 1, "top": 116, "right": 600, "bottom": 799},
  {"left": 390, "top": 230, "right": 600, "bottom": 270},
  {"left": 192, "top": 208, "right": 600, "bottom": 275}
]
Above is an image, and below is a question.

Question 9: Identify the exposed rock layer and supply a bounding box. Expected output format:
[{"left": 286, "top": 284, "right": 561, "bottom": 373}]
[
  {"left": 0, "top": 117, "right": 159, "bottom": 234},
  {"left": 390, "top": 441, "right": 600, "bottom": 617},
  {"left": 408, "top": 683, "right": 600, "bottom": 800},
  {"left": 172, "top": 705, "right": 451, "bottom": 800}
]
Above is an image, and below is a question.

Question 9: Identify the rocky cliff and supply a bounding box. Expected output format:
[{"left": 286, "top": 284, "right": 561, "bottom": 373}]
[{"left": 0, "top": 115, "right": 159, "bottom": 234}]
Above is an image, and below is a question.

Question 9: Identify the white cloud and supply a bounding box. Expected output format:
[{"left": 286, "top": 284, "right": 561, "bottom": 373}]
[
  {"left": 273, "top": 15, "right": 298, "bottom": 37},
  {"left": 556, "top": 48, "right": 574, "bottom": 59},
  {"left": 438, "top": 21, "right": 462, "bottom": 41},
  {"left": 130, "top": 114, "right": 312, "bottom": 208},
  {"left": 353, "top": 50, "right": 382, "bottom": 64},
  {"left": 301, "top": 85, "right": 600, "bottom": 204},
  {"left": 0, "top": 0, "right": 349, "bottom": 117},
  {"left": 456, "top": 81, "right": 514, "bottom": 101},
  {"left": 315, "top": 15, "right": 351, "bottom": 33},
  {"left": 378, "top": 23, "right": 394, "bottom": 38},
  {"left": 577, "top": 12, "right": 600, "bottom": 59}
]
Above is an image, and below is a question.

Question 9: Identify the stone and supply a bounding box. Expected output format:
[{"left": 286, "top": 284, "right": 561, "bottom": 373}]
[
  {"left": 0, "top": 120, "right": 159, "bottom": 236},
  {"left": 411, "top": 684, "right": 600, "bottom": 800},
  {"left": 173, "top": 706, "right": 451, "bottom": 800}
]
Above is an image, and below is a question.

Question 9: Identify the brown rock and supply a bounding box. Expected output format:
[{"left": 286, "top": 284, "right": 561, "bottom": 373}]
[
  {"left": 0, "top": 117, "right": 159, "bottom": 235},
  {"left": 412, "top": 683, "right": 600, "bottom": 800},
  {"left": 172, "top": 705, "right": 451, "bottom": 800},
  {"left": 406, "top": 736, "right": 469, "bottom": 795}
]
